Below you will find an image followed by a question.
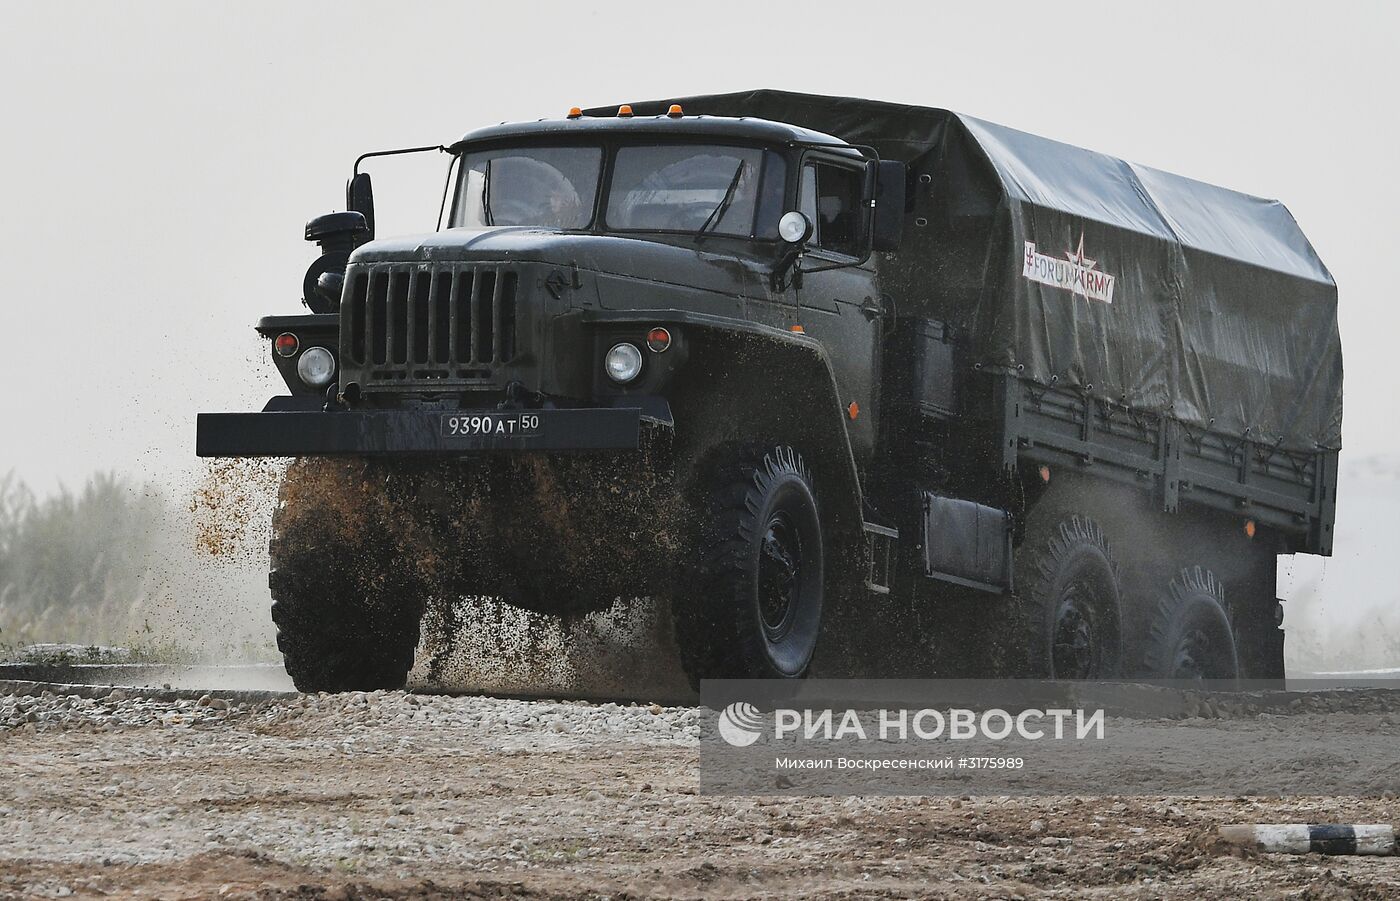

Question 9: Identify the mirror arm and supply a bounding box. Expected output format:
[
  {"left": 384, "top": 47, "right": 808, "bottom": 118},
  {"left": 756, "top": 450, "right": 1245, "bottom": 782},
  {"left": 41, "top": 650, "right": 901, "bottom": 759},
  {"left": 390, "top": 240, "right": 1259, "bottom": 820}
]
[
  {"left": 771, "top": 248, "right": 804, "bottom": 292},
  {"left": 352, "top": 144, "right": 448, "bottom": 177},
  {"left": 343, "top": 143, "right": 446, "bottom": 243},
  {"left": 800, "top": 245, "right": 873, "bottom": 277}
]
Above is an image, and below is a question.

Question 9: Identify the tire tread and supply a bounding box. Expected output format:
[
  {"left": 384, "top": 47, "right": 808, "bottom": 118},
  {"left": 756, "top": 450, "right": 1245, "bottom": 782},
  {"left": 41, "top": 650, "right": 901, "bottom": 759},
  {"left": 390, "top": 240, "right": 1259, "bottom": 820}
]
[
  {"left": 1018, "top": 514, "right": 1121, "bottom": 678},
  {"left": 676, "top": 446, "right": 819, "bottom": 682}
]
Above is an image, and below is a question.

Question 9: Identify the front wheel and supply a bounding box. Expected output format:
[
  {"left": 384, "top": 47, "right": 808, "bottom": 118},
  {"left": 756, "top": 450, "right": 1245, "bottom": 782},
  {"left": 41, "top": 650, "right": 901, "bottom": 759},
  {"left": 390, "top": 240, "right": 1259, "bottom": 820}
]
[
  {"left": 675, "top": 446, "right": 825, "bottom": 684},
  {"left": 269, "top": 459, "right": 425, "bottom": 693}
]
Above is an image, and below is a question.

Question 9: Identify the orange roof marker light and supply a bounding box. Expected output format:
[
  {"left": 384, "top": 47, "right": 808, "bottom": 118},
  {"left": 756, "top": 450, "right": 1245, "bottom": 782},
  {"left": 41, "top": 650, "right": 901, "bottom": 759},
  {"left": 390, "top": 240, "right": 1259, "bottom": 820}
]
[
  {"left": 847, "top": 401, "right": 860, "bottom": 421},
  {"left": 1244, "top": 519, "right": 1257, "bottom": 539},
  {"left": 667, "top": 104, "right": 684, "bottom": 118},
  {"left": 617, "top": 104, "right": 634, "bottom": 118},
  {"left": 567, "top": 107, "right": 582, "bottom": 119},
  {"left": 788, "top": 324, "right": 805, "bottom": 334}
]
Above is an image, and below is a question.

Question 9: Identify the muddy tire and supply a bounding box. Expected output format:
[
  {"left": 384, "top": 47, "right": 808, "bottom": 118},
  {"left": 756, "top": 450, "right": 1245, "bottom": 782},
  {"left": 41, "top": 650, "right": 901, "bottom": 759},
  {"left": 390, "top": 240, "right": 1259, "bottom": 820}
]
[
  {"left": 1017, "top": 515, "right": 1122, "bottom": 679},
  {"left": 675, "top": 446, "right": 824, "bottom": 683},
  {"left": 1144, "top": 567, "right": 1239, "bottom": 681},
  {"left": 268, "top": 461, "right": 425, "bottom": 693}
]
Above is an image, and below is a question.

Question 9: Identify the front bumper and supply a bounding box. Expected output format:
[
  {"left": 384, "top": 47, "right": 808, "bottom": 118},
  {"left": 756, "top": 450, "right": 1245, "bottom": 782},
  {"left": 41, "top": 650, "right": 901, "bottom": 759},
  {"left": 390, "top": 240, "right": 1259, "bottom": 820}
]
[{"left": 196, "top": 399, "right": 669, "bottom": 457}]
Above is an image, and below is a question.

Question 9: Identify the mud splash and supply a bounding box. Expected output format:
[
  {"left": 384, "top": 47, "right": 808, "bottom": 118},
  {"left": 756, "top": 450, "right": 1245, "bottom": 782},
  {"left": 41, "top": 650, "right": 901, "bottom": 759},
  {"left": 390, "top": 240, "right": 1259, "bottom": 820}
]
[
  {"left": 412, "top": 595, "right": 694, "bottom": 702},
  {"left": 260, "top": 456, "right": 695, "bottom": 700},
  {"left": 191, "top": 458, "right": 285, "bottom": 563}
]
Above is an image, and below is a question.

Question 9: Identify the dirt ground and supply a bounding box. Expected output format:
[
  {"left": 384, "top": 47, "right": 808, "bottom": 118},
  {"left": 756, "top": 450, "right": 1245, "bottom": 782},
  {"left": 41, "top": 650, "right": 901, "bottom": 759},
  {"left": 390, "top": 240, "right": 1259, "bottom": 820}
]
[{"left": 2, "top": 684, "right": 1399, "bottom": 900}]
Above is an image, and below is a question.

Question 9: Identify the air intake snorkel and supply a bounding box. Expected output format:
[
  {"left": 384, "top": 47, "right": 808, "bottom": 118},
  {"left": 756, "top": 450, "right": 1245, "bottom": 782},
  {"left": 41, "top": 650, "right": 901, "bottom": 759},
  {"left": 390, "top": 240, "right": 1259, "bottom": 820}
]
[{"left": 301, "top": 211, "right": 367, "bottom": 313}]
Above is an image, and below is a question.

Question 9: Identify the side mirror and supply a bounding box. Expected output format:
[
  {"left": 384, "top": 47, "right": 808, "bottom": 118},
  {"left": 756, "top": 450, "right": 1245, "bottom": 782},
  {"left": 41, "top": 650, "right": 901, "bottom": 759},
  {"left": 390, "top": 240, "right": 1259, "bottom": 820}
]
[
  {"left": 345, "top": 172, "right": 376, "bottom": 242},
  {"left": 778, "top": 210, "right": 813, "bottom": 245},
  {"left": 871, "top": 160, "right": 906, "bottom": 252}
]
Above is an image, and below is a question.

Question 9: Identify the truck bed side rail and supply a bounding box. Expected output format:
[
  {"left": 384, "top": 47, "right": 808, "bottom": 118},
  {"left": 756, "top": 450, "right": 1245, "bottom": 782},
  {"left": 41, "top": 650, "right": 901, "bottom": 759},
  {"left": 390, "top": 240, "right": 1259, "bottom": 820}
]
[{"left": 992, "top": 372, "right": 1336, "bottom": 555}]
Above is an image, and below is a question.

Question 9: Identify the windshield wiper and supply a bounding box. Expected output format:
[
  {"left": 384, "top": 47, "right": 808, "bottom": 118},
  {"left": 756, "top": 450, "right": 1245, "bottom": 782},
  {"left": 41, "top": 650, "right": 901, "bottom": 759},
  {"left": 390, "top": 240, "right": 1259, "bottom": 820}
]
[
  {"left": 481, "top": 159, "right": 494, "bottom": 226},
  {"left": 696, "top": 160, "right": 746, "bottom": 241}
]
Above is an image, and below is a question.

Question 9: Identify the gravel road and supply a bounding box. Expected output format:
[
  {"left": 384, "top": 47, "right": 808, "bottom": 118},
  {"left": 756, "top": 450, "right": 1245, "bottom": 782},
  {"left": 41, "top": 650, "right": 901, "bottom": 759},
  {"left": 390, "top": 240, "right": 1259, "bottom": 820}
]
[{"left": 3, "top": 683, "right": 1399, "bottom": 899}]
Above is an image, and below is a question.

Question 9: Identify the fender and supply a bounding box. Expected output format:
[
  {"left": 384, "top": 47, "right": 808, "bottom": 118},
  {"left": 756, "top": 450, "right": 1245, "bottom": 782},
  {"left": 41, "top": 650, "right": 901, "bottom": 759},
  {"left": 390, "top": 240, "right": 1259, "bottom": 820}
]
[{"left": 658, "top": 322, "right": 868, "bottom": 553}]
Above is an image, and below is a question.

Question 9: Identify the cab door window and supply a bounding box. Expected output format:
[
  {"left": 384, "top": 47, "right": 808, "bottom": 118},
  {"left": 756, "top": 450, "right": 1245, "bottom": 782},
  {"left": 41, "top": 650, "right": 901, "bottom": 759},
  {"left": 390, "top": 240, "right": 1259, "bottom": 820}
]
[{"left": 797, "top": 162, "right": 864, "bottom": 256}]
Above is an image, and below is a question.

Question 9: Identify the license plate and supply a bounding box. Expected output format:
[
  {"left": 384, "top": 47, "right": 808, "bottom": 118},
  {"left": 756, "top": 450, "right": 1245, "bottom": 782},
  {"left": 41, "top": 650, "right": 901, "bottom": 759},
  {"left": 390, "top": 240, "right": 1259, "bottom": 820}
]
[{"left": 441, "top": 412, "right": 542, "bottom": 439}]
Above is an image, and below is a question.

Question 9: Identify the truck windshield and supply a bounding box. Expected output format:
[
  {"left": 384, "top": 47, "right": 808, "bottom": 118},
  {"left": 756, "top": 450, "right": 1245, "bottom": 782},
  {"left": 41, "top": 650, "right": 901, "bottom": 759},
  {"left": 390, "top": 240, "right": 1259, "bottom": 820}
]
[
  {"left": 606, "top": 145, "right": 783, "bottom": 238},
  {"left": 453, "top": 147, "right": 603, "bottom": 229},
  {"left": 449, "top": 144, "right": 786, "bottom": 239}
]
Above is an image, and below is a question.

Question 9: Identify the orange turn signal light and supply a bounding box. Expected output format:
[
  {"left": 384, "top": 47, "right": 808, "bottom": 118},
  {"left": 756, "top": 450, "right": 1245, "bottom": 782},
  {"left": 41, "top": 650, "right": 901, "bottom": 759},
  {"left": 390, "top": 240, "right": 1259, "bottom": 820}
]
[
  {"left": 646, "top": 326, "right": 672, "bottom": 353},
  {"left": 667, "top": 104, "right": 684, "bottom": 118},
  {"left": 567, "top": 107, "right": 582, "bottom": 119},
  {"left": 1039, "top": 464, "right": 1051, "bottom": 484},
  {"left": 847, "top": 401, "right": 860, "bottom": 421},
  {"left": 1244, "top": 519, "right": 1256, "bottom": 539},
  {"left": 617, "top": 104, "right": 633, "bottom": 117},
  {"left": 789, "top": 324, "right": 805, "bottom": 334}
]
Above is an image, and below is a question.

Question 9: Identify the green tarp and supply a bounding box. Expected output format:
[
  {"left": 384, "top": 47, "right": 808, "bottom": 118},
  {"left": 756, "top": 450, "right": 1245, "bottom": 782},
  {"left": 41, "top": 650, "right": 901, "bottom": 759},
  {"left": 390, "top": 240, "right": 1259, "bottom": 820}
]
[{"left": 589, "top": 91, "right": 1343, "bottom": 452}]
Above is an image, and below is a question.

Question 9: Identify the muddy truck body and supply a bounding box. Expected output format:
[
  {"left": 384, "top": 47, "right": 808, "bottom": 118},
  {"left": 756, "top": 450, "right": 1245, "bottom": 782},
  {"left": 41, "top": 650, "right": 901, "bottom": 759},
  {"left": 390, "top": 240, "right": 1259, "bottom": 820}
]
[{"left": 197, "top": 91, "right": 1341, "bottom": 693}]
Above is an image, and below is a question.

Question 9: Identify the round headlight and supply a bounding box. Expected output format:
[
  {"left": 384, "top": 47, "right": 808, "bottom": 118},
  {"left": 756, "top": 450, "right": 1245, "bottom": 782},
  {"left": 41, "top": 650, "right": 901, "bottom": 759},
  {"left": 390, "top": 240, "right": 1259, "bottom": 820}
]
[
  {"left": 604, "top": 342, "right": 643, "bottom": 383},
  {"left": 296, "top": 346, "right": 336, "bottom": 388},
  {"left": 778, "top": 210, "right": 813, "bottom": 244}
]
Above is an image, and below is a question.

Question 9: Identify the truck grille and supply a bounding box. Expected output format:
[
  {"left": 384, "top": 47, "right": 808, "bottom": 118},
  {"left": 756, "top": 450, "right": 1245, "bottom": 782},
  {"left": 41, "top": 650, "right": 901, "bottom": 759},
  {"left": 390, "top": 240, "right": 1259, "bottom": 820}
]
[{"left": 341, "top": 263, "right": 519, "bottom": 383}]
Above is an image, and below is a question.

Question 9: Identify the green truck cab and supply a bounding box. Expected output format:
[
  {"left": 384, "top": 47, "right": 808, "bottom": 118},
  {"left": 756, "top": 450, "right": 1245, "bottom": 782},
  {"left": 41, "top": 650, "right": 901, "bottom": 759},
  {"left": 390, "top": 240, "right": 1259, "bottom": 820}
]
[{"left": 198, "top": 91, "right": 1341, "bottom": 693}]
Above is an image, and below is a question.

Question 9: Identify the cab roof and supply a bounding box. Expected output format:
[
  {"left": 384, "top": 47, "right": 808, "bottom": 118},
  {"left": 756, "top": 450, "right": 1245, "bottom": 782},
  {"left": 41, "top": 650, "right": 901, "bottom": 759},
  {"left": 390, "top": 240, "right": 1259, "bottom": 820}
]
[{"left": 451, "top": 113, "right": 854, "bottom": 152}]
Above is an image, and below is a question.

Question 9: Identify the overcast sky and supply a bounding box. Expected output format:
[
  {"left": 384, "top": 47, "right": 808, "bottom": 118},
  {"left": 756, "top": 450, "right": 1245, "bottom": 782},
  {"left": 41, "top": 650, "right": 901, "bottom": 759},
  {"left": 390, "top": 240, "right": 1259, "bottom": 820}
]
[{"left": 2, "top": 1, "right": 1393, "bottom": 492}]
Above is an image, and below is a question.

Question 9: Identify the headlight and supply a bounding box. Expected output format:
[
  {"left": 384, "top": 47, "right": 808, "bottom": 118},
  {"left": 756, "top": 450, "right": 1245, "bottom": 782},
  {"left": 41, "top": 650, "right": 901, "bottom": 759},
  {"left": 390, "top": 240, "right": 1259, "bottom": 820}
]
[
  {"left": 604, "top": 342, "right": 643, "bottom": 383},
  {"left": 296, "top": 346, "right": 336, "bottom": 388}
]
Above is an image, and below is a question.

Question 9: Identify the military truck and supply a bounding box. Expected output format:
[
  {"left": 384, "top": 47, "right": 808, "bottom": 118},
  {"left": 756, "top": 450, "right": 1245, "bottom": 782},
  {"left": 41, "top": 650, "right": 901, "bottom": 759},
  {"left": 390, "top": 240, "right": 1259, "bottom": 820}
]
[{"left": 197, "top": 90, "right": 1341, "bottom": 693}]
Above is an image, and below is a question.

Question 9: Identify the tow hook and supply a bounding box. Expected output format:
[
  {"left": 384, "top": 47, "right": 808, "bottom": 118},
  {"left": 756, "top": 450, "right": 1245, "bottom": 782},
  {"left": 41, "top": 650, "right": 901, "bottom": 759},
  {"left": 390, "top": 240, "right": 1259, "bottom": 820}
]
[
  {"left": 329, "top": 381, "right": 360, "bottom": 411},
  {"left": 323, "top": 383, "right": 342, "bottom": 412},
  {"left": 498, "top": 380, "right": 534, "bottom": 410}
]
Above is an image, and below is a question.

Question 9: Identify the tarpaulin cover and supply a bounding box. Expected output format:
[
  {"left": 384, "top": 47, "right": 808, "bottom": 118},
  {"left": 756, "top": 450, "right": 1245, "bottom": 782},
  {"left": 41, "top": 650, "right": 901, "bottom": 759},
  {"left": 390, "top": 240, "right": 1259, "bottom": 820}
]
[{"left": 588, "top": 91, "right": 1343, "bottom": 452}]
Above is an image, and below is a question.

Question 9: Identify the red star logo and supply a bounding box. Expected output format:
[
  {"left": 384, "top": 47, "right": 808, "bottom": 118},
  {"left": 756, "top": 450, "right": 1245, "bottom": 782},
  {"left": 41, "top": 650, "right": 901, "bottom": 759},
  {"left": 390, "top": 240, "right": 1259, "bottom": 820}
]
[{"left": 1063, "top": 231, "right": 1099, "bottom": 300}]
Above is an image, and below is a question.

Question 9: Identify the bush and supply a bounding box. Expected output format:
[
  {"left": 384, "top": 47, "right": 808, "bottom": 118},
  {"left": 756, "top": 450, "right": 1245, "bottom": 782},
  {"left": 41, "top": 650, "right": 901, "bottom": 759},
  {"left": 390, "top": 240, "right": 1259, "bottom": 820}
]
[{"left": 0, "top": 471, "right": 168, "bottom": 648}]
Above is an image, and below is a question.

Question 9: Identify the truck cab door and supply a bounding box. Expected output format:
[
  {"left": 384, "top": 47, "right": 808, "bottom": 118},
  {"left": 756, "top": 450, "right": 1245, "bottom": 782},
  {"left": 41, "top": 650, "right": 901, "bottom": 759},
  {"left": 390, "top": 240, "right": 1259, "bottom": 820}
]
[{"left": 793, "top": 158, "right": 882, "bottom": 459}]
